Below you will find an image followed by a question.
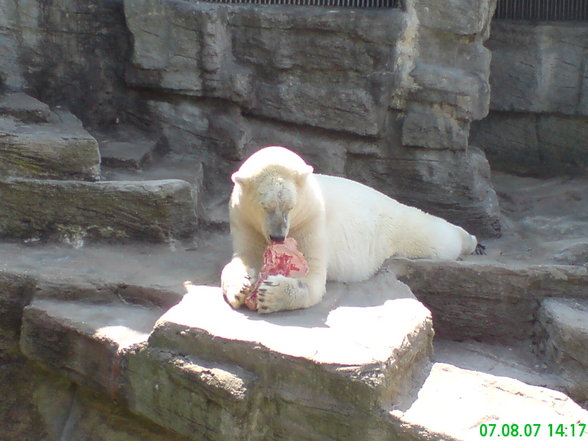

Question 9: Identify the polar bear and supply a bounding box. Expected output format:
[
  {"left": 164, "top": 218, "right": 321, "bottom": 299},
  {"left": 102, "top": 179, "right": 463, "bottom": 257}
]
[{"left": 221, "top": 146, "right": 478, "bottom": 314}]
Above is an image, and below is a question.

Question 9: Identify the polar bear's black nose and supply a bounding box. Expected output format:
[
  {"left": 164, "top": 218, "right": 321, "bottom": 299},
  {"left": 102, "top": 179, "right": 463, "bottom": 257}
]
[{"left": 269, "top": 234, "right": 286, "bottom": 243}]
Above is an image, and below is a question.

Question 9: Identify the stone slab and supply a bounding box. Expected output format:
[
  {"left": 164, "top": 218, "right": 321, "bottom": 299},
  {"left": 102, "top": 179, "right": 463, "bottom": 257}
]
[
  {"left": 20, "top": 298, "right": 162, "bottom": 397},
  {"left": 99, "top": 140, "right": 155, "bottom": 170},
  {"left": 149, "top": 271, "right": 433, "bottom": 412},
  {"left": 0, "top": 178, "right": 197, "bottom": 243},
  {"left": 0, "top": 92, "right": 51, "bottom": 123},
  {"left": 0, "top": 111, "right": 100, "bottom": 181},
  {"left": 117, "top": 272, "right": 433, "bottom": 440},
  {"left": 433, "top": 339, "right": 565, "bottom": 393},
  {"left": 0, "top": 230, "right": 230, "bottom": 301},
  {"left": 389, "top": 258, "right": 588, "bottom": 343},
  {"left": 391, "top": 362, "right": 588, "bottom": 441}
]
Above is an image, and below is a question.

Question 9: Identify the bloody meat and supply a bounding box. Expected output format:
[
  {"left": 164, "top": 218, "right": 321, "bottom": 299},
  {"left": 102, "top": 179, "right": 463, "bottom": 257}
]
[{"left": 244, "top": 238, "right": 309, "bottom": 311}]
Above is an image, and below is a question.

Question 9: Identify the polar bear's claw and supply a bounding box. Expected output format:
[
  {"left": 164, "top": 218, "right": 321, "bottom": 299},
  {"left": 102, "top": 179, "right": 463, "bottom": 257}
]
[{"left": 222, "top": 270, "right": 253, "bottom": 309}]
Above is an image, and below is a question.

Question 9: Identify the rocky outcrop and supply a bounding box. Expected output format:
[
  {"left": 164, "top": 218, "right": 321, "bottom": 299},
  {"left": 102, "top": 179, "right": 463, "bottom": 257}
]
[
  {"left": 10, "top": 268, "right": 440, "bottom": 441},
  {"left": 0, "top": 0, "right": 502, "bottom": 237},
  {"left": 120, "top": 0, "right": 501, "bottom": 237},
  {"left": 4, "top": 1, "right": 588, "bottom": 440},
  {"left": 471, "top": 21, "right": 588, "bottom": 176},
  {"left": 0, "top": 92, "right": 198, "bottom": 243}
]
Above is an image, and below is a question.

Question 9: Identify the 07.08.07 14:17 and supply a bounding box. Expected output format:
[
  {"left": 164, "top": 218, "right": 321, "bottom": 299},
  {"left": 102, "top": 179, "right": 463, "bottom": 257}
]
[{"left": 479, "top": 423, "right": 586, "bottom": 438}]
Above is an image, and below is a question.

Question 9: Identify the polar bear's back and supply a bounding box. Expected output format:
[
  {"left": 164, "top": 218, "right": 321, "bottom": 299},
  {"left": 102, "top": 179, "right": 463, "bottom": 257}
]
[
  {"left": 315, "top": 174, "right": 476, "bottom": 282},
  {"left": 315, "top": 174, "right": 400, "bottom": 282}
]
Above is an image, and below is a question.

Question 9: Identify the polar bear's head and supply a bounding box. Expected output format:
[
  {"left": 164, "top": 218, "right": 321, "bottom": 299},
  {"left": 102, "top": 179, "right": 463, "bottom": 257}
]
[{"left": 231, "top": 146, "right": 314, "bottom": 243}]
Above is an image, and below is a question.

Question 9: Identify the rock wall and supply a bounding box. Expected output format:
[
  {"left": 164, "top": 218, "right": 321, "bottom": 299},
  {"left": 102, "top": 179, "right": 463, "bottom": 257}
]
[
  {"left": 124, "top": 0, "right": 501, "bottom": 236},
  {"left": 0, "top": 0, "right": 134, "bottom": 127},
  {"left": 0, "top": 0, "right": 501, "bottom": 237},
  {"left": 471, "top": 20, "right": 588, "bottom": 176}
]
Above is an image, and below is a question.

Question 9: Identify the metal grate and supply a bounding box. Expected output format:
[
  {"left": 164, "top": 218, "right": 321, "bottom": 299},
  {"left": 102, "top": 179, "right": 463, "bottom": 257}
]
[
  {"left": 494, "top": 0, "right": 588, "bottom": 20},
  {"left": 198, "top": 0, "right": 400, "bottom": 8}
]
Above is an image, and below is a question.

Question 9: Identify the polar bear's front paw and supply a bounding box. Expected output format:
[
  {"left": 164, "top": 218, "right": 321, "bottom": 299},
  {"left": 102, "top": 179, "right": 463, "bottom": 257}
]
[
  {"left": 257, "top": 275, "right": 306, "bottom": 314},
  {"left": 221, "top": 264, "right": 254, "bottom": 309},
  {"left": 223, "top": 276, "right": 252, "bottom": 309}
]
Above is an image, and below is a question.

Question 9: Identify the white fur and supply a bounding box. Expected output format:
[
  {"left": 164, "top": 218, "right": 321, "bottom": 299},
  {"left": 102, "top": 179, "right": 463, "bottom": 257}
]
[{"left": 221, "top": 146, "right": 478, "bottom": 313}]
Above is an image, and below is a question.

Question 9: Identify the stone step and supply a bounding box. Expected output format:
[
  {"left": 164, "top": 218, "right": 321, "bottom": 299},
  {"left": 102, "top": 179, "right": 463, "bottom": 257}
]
[
  {"left": 391, "top": 362, "right": 588, "bottom": 441},
  {"left": 0, "top": 230, "right": 229, "bottom": 295},
  {"left": 93, "top": 125, "right": 159, "bottom": 170},
  {"left": 20, "top": 298, "right": 163, "bottom": 397},
  {"left": 0, "top": 92, "right": 52, "bottom": 123},
  {"left": 101, "top": 152, "right": 229, "bottom": 226},
  {"left": 433, "top": 339, "right": 566, "bottom": 393},
  {"left": 388, "top": 258, "right": 588, "bottom": 344},
  {"left": 537, "top": 298, "right": 588, "bottom": 405},
  {"left": 0, "top": 178, "right": 198, "bottom": 243},
  {"left": 0, "top": 109, "right": 101, "bottom": 181}
]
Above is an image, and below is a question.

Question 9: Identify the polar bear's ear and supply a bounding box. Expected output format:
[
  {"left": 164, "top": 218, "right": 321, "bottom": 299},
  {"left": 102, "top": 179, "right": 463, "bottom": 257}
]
[
  {"left": 296, "top": 164, "right": 314, "bottom": 185},
  {"left": 231, "top": 171, "right": 249, "bottom": 187}
]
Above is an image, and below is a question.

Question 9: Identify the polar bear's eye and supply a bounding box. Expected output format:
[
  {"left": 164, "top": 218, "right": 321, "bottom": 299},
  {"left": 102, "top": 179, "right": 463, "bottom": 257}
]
[{"left": 258, "top": 196, "right": 279, "bottom": 212}]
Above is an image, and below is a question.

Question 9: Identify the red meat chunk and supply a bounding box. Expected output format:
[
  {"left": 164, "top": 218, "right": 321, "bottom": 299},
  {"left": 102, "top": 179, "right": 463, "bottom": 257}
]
[{"left": 244, "top": 238, "right": 309, "bottom": 311}]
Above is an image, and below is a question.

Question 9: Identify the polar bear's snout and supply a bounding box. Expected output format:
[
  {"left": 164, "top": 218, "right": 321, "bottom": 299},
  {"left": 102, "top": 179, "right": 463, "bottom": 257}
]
[{"left": 266, "top": 209, "right": 290, "bottom": 243}]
